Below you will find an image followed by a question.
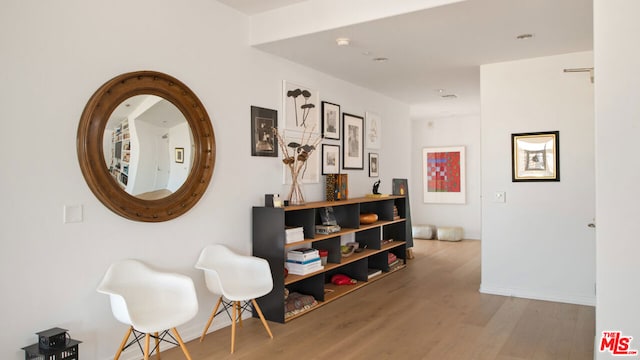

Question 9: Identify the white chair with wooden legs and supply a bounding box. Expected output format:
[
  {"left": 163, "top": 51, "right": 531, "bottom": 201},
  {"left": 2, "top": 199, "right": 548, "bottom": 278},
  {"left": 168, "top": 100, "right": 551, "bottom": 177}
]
[
  {"left": 97, "top": 259, "right": 198, "bottom": 360},
  {"left": 195, "top": 244, "right": 274, "bottom": 353}
]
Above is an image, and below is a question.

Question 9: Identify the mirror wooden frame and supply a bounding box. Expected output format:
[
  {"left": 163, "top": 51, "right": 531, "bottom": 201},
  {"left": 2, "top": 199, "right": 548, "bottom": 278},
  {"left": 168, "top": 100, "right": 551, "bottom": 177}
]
[{"left": 77, "top": 70, "right": 216, "bottom": 222}]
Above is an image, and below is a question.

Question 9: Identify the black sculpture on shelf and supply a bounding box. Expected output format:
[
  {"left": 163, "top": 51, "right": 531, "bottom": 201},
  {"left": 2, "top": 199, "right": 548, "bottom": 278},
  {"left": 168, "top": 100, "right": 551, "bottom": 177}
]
[{"left": 372, "top": 180, "right": 381, "bottom": 194}]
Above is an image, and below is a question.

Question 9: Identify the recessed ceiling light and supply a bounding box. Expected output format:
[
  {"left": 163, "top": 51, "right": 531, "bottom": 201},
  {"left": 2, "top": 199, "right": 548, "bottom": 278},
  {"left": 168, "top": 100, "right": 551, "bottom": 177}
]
[
  {"left": 372, "top": 57, "right": 388, "bottom": 62},
  {"left": 516, "top": 33, "right": 534, "bottom": 40},
  {"left": 336, "top": 38, "right": 350, "bottom": 46},
  {"left": 362, "top": 51, "right": 372, "bottom": 56}
]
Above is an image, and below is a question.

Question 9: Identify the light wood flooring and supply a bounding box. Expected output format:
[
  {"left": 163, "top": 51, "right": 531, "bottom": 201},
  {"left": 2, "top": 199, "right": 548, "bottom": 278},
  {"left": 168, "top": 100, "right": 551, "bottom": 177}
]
[{"left": 162, "top": 239, "right": 595, "bottom": 360}]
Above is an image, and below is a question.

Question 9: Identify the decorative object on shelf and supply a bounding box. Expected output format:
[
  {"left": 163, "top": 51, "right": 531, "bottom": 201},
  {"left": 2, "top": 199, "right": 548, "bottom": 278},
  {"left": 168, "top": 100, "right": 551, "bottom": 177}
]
[
  {"left": 318, "top": 249, "right": 329, "bottom": 265},
  {"left": 422, "top": 146, "right": 466, "bottom": 204},
  {"left": 365, "top": 111, "right": 381, "bottom": 149},
  {"left": 265, "top": 194, "right": 282, "bottom": 208},
  {"left": 331, "top": 274, "right": 357, "bottom": 285},
  {"left": 273, "top": 127, "right": 322, "bottom": 205},
  {"left": 321, "top": 101, "right": 340, "bottom": 139},
  {"left": 342, "top": 113, "right": 364, "bottom": 169},
  {"left": 22, "top": 328, "right": 81, "bottom": 360},
  {"left": 322, "top": 144, "right": 340, "bottom": 174},
  {"left": 372, "top": 179, "right": 381, "bottom": 194},
  {"left": 325, "top": 174, "right": 348, "bottom": 201},
  {"left": 511, "top": 131, "right": 560, "bottom": 182},
  {"left": 283, "top": 81, "right": 318, "bottom": 131},
  {"left": 359, "top": 213, "right": 379, "bottom": 224},
  {"left": 316, "top": 224, "right": 341, "bottom": 234},
  {"left": 251, "top": 106, "right": 278, "bottom": 157},
  {"left": 340, "top": 243, "right": 358, "bottom": 257},
  {"left": 369, "top": 152, "right": 379, "bottom": 177},
  {"left": 319, "top": 206, "right": 337, "bottom": 225}
]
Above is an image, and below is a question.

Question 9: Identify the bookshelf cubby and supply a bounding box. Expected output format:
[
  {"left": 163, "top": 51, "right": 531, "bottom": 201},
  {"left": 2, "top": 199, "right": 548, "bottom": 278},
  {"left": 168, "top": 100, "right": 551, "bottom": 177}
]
[{"left": 252, "top": 196, "right": 410, "bottom": 323}]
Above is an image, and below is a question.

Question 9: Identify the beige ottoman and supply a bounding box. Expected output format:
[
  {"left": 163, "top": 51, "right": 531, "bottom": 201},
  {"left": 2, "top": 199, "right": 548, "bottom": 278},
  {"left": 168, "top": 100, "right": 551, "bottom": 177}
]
[
  {"left": 412, "top": 224, "right": 436, "bottom": 239},
  {"left": 436, "top": 226, "right": 463, "bottom": 241}
]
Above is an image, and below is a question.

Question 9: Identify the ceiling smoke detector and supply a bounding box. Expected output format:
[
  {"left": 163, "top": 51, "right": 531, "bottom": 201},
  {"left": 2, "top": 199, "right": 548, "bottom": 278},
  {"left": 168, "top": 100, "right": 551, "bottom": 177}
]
[{"left": 336, "top": 38, "right": 350, "bottom": 46}]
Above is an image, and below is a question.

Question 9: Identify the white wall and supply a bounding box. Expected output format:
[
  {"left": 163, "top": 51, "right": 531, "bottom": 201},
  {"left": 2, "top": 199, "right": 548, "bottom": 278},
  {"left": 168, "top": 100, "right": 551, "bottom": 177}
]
[
  {"left": 594, "top": 1, "right": 640, "bottom": 358},
  {"left": 480, "top": 51, "right": 596, "bottom": 306},
  {"left": 0, "top": 1, "right": 411, "bottom": 359},
  {"left": 410, "top": 114, "right": 482, "bottom": 239}
]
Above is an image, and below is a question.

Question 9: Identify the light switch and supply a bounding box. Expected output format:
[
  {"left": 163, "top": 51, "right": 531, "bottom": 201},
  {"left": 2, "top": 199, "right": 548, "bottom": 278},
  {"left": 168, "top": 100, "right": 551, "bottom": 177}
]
[
  {"left": 493, "top": 192, "right": 506, "bottom": 203},
  {"left": 64, "top": 205, "right": 83, "bottom": 223}
]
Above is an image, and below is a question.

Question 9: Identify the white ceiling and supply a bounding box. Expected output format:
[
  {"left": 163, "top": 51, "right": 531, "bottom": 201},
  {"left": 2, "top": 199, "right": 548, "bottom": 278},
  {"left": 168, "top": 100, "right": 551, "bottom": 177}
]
[{"left": 219, "top": 0, "right": 593, "bottom": 118}]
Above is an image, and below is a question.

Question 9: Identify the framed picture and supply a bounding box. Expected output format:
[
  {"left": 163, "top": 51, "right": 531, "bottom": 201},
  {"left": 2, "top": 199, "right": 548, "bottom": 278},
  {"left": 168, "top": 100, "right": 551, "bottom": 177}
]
[
  {"left": 511, "top": 131, "right": 560, "bottom": 182},
  {"left": 369, "top": 153, "right": 379, "bottom": 177},
  {"left": 422, "top": 146, "right": 466, "bottom": 204},
  {"left": 283, "top": 80, "right": 319, "bottom": 132},
  {"left": 342, "top": 113, "right": 364, "bottom": 170},
  {"left": 365, "top": 111, "right": 381, "bottom": 149},
  {"left": 322, "top": 144, "right": 340, "bottom": 174},
  {"left": 175, "top": 147, "right": 184, "bottom": 163},
  {"left": 250, "top": 106, "right": 278, "bottom": 157},
  {"left": 321, "top": 101, "right": 340, "bottom": 139}
]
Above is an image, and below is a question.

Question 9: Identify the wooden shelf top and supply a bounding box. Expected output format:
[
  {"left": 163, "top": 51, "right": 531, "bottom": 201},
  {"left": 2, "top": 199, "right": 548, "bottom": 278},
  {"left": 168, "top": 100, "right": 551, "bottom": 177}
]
[{"left": 283, "top": 195, "right": 405, "bottom": 211}]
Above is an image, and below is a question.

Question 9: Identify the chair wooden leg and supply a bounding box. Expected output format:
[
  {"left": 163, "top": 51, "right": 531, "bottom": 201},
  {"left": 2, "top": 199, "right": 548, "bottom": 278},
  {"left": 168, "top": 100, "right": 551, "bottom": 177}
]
[
  {"left": 237, "top": 301, "right": 243, "bottom": 327},
  {"left": 155, "top": 332, "right": 161, "bottom": 360},
  {"left": 252, "top": 299, "right": 274, "bottom": 339},
  {"left": 200, "top": 296, "right": 223, "bottom": 342},
  {"left": 114, "top": 326, "right": 133, "bottom": 360},
  {"left": 171, "top": 328, "right": 193, "bottom": 360},
  {"left": 231, "top": 300, "right": 237, "bottom": 354},
  {"left": 144, "top": 333, "right": 150, "bottom": 360}
]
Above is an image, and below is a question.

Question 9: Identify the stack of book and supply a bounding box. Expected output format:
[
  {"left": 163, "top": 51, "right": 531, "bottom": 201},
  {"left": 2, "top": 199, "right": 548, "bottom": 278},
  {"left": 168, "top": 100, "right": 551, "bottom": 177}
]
[
  {"left": 285, "top": 227, "right": 304, "bottom": 244},
  {"left": 388, "top": 252, "right": 402, "bottom": 271},
  {"left": 286, "top": 248, "right": 323, "bottom": 275}
]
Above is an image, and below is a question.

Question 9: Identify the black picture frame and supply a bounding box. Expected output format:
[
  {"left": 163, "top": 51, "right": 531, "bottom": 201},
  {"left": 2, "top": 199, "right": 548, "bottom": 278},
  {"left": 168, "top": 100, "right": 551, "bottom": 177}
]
[
  {"left": 511, "top": 131, "right": 560, "bottom": 182},
  {"left": 369, "top": 153, "right": 379, "bottom": 177},
  {"left": 321, "top": 101, "right": 340, "bottom": 140},
  {"left": 322, "top": 144, "right": 340, "bottom": 175},
  {"left": 251, "top": 106, "right": 278, "bottom": 157},
  {"left": 342, "top": 113, "right": 364, "bottom": 170},
  {"left": 175, "top": 147, "right": 184, "bottom": 163}
]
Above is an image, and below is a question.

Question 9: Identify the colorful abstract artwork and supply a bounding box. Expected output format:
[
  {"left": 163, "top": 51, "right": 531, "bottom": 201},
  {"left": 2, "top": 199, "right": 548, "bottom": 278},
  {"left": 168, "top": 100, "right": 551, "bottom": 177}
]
[
  {"left": 423, "top": 146, "right": 466, "bottom": 204},
  {"left": 426, "top": 151, "right": 461, "bottom": 192}
]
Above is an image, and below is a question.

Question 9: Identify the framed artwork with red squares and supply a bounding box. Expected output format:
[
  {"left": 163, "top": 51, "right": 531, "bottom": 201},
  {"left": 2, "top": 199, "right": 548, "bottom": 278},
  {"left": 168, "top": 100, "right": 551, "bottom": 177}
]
[{"left": 422, "top": 146, "right": 466, "bottom": 204}]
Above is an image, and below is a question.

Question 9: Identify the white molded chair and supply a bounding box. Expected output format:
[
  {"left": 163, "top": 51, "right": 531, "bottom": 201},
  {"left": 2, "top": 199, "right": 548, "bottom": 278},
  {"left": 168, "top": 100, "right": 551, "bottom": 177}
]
[
  {"left": 195, "top": 244, "right": 274, "bottom": 353},
  {"left": 97, "top": 259, "right": 198, "bottom": 360}
]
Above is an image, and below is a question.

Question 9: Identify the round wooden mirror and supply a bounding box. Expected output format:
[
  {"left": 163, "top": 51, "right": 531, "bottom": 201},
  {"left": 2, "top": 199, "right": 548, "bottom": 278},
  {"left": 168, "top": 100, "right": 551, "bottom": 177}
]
[{"left": 77, "top": 71, "right": 216, "bottom": 222}]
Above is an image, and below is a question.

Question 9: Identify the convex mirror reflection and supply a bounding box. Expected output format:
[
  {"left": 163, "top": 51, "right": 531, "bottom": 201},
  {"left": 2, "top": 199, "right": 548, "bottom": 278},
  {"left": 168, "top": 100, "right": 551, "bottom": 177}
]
[{"left": 105, "top": 95, "right": 194, "bottom": 200}]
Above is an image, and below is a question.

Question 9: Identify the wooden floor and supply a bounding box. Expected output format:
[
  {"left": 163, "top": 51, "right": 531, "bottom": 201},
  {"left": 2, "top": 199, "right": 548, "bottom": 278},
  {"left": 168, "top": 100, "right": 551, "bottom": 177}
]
[{"left": 162, "top": 240, "right": 595, "bottom": 360}]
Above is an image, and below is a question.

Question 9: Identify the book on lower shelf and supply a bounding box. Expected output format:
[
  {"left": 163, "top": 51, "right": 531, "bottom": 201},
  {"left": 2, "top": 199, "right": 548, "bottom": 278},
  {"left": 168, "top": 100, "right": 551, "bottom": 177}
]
[
  {"left": 367, "top": 268, "right": 382, "bottom": 279},
  {"left": 285, "top": 259, "right": 324, "bottom": 275}
]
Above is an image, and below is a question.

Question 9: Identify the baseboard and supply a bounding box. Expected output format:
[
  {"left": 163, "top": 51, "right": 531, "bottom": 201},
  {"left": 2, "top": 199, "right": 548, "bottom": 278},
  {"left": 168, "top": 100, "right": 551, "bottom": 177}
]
[{"left": 479, "top": 284, "right": 596, "bottom": 307}]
